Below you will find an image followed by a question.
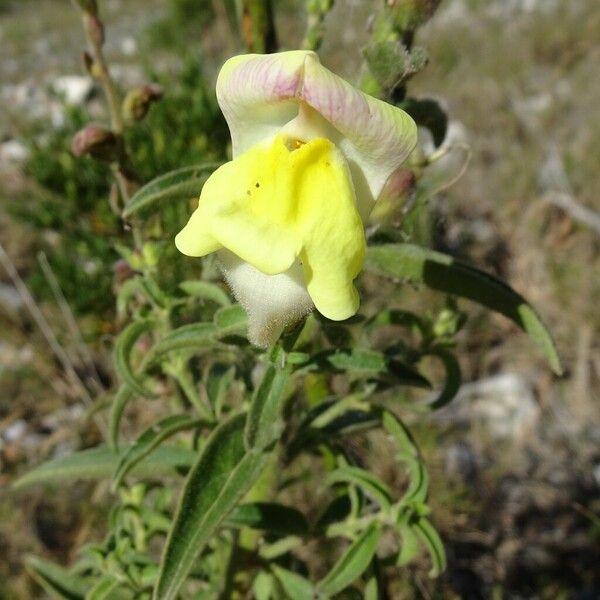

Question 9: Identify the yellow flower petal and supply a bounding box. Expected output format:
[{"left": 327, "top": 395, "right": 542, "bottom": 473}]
[{"left": 175, "top": 134, "right": 365, "bottom": 321}]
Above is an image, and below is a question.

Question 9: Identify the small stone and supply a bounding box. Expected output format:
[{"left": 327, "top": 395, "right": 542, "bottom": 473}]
[
  {"left": 433, "top": 373, "right": 539, "bottom": 440},
  {"left": 121, "top": 36, "right": 137, "bottom": 56},
  {"left": 52, "top": 75, "right": 94, "bottom": 105},
  {"left": 3, "top": 419, "right": 27, "bottom": 443},
  {"left": 0, "top": 139, "right": 29, "bottom": 163}
]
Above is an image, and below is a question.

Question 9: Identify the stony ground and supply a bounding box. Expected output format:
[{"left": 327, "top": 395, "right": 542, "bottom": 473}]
[{"left": 1, "top": 0, "right": 599, "bottom": 598}]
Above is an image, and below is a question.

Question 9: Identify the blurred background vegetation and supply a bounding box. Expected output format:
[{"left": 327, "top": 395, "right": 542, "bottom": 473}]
[{"left": 0, "top": 0, "right": 599, "bottom": 598}]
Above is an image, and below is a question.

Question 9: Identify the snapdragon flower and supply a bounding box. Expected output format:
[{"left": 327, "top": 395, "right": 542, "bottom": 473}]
[{"left": 176, "top": 51, "right": 417, "bottom": 346}]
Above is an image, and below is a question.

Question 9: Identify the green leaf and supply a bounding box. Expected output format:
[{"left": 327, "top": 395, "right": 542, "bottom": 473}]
[
  {"left": 253, "top": 571, "right": 275, "bottom": 600},
  {"left": 365, "top": 244, "right": 562, "bottom": 374},
  {"left": 114, "top": 319, "right": 155, "bottom": 397},
  {"left": 396, "top": 522, "right": 421, "bottom": 566},
  {"left": 413, "top": 517, "right": 446, "bottom": 577},
  {"left": 154, "top": 414, "right": 269, "bottom": 600},
  {"left": 207, "top": 364, "right": 235, "bottom": 417},
  {"left": 382, "top": 411, "right": 428, "bottom": 503},
  {"left": 423, "top": 346, "right": 462, "bottom": 410},
  {"left": 143, "top": 323, "right": 217, "bottom": 366},
  {"left": 227, "top": 502, "right": 309, "bottom": 535},
  {"left": 116, "top": 275, "right": 144, "bottom": 318},
  {"left": 13, "top": 446, "right": 195, "bottom": 490},
  {"left": 301, "top": 349, "right": 430, "bottom": 388},
  {"left": 25, "top": 555, "right": 87, "bottom": 600},
  {"left": 317, "top": 523, "right": 382, "bottom": 596},
  {"left": 327, "top": 467, "right": 393, "bottom": 509},
  {"left": 109, "top": 384, "right": 134, "bottom": 450},
  {"left": 122, "top": 163, "right": 220, "bottom": 219},
  {"left": 245, "top": 364, "right": 290, "bottom": 451},
  {"left": 364, "top": 576, "right": 378, "bottom": 600},
  {"left": 271, "top": 565, "right": 315, "bottom": 600},
  {"left": 214, "top": 304, "right": 248, "bottom": 337},
  {"left": 86, "top": 576, "right": 125, "bottom": 600},
  {"left": 112, "top": 415, "right": 201, "bottom": 490},
  {"left": 179, "top": 280, "right": 231, "bottom": 307}
]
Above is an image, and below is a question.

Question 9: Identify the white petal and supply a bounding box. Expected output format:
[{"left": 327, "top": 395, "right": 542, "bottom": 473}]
[{"left": 218, "top": 250, "right": 313, "bottom": 348}]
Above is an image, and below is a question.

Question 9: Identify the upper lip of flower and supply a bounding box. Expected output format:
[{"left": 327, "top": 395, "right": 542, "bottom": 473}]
[{"left": 216, "top": 50, "right": 417, "bottom": 219}]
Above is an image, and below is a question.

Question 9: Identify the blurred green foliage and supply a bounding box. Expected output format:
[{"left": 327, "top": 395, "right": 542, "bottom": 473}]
[
  {"left": 11, "top": 61, "right": 227, "bottom": 318},
  {"left": 145, "top": 0, "right": 216, "bottom": 50}
]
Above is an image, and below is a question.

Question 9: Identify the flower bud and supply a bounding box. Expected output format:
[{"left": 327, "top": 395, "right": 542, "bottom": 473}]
[
  {"left": 122, "top": 84, "right": 164, "bottom": 123},
  {"left": 74, "top": 0, "right": 98, "bottom": 15},
  {"left": 142, "top": 242, "right": 161, "bottom": 268},
  {"left": 369, "top": 167, "right": 416, "bottom": 227},
  {"left": 387, "top": 0, "right": 442, "bottom": 30},
  {"left": 71, "top": 125, "right": 119, "bottom": 161}
]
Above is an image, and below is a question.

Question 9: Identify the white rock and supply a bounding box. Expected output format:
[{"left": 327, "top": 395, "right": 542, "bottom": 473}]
[
  {"left": 3, "top": 419, "right": 27, "bottom": 443},
  {"left": 434, "top": 373, "right": 540, "bottom": 440},
  {"left": 52, "top": 75, "right": 94, "bottom": 105},
  {"left": 0, "top": 283, "right": 23, "bottom": 313},
  {"left": 0, "top": 139, "right": 29, "bottom": 163},
  {"left": 121, "top": 36, "right": 137, "bottom": 56}
]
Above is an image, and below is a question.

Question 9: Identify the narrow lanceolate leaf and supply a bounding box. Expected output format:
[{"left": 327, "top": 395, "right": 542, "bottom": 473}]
[
  {"left": 109, "top": 384, "right": 134, "bottom": 450},
  {"left": 122, "top": 163, "right": 221, "bottom": 218},
  {"left": 317, "top": 523, "right": 382, "bottom": 597},
  {"left": 396, "top": 521, "right": 421, "bottom": 566},
  {"left": 271, "top": 565, "right": 315, "bottom": 600},
  {"left": 13, "top": 446, "right": 195, "bottom": 490},
  {"left": 179, "top": 280, "right": 231, "bottom": 307},
  {"left": 382, "top": 411, "right": 428, "bottom": 503},
  {"left": 301, "top": 349, "right": 431, "bottom": 388},
  {"left": 214, "top": 304, "right": 248, "bottom": 337},
  {"left": 25, "top": 555, "right": 87, "bottom": 600},
  {"left": 114, "top": 319, "right": 155, "bottom": 397},
  {"left": 327, "top": 467, "right": 393, "bottom": 509},
  {"left": 366, "top": 243, "right": 562, "bottom": 374},
  {"left": 413, "top": 517, "right": 447, "bottom": 577},
  {"left": 245, "top": 364, "right": 290, "bottom": 451},
  {"left": 423, "top": 346, "right": 462, "bottom": 410},
  {"left": 227, "top": 502, "right": 309, "bottom": 535},
  {"left": 112, "top": 415, "right": 201, "bottom": 490},
  {"left": 86, "top": 575, "right": 126, "bottom": 600},
  {"left": 154, "top": 414, "right": 269, "bottom": 600},
  {"left": 143, "top": 323, "right": 217, "bottom": 366}
]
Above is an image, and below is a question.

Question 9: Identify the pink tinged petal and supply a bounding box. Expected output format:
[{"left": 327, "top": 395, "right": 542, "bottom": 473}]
[
  {"left": 216, "top": 51, "right": 418, "bottom": 217},
  {"left": 301, "top": 54, "right": 417, "bottom": 213},
  {"left": 216, "top": 52, "right": 310, "bottom": 157}
]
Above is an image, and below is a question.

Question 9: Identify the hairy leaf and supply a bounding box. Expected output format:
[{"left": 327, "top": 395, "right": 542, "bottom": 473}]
[
  {"left": 114, "top": 319, "right": 155, "bottom": 397},
  {"left": 317, "top": 523, "right": 382, "bottom": 596},
  {"left": 25, "top": 556, "right": 87, "bottom": 600},
  {"left": 271, "top": 565, "right": 315, "bottom": 600},
  {"left": 112, "top": 415, "right": 201, "bottom": 490},
  {"left": 365, "top": 244, "right": 562, "bottom": 374},
  {"left": 154, "top": 414, "right": 269, "bottom": 600},
  {"left": 109, "top": 384, "right": 134, "bottom": 450},
  {"left": 122, "top": 163, "right": 220, "bottom": 218},
  {"left": 245, "top": 364, "right": 290, "bottom": 451},
  {"left": 179, "top": 280, "right": 231, "bottom": 307},
  {"left": 143, "top": 323, "right": 217, "bottom": 365},
  {"left": 13, "top": 446, "right": 195, "bottom": 489}
]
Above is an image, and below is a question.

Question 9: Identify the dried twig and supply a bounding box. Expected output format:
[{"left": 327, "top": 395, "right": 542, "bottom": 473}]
[
  {"left": 0, "top": 242, "right": 94, "bottom": 405},
  {"left": 542, "top": 191, "right": 600, "bottom": 237},
  {"left": 37, "top": 251, "right": 105, "bottom": 394}
]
